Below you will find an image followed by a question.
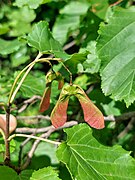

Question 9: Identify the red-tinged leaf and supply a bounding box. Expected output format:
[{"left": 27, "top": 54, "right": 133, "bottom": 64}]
[
  {"left": 51, "top": 99, "right": 69, "bottom": 128},
  {"left": 39, "top": 86, "right": 51, "bottom": 112},
  {"left": 76, "top": 87, "right": 104, "bottom": 129}
]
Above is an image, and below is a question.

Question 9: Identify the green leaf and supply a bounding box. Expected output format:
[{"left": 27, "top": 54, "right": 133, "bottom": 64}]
[
  {"left": 57, "top": 123, "right": 135, "bottom": 180},
  {"left": 90, "top": 0, "right": 109, "bottom": 19},
  {"left": 52, "top": 1, "right": 90, "bottom": 45},
  {"left": 0, "top": 23, "right": 9, "bottom": 35},
  {"left": 19, "top": 170, "right": 34, "bottom": 180},
  {"left": 27, "top": 21, "right": 69, "bottom": 59},
  {"left": 97, "top": 8, "right": 135, "bottom": 107},
  {"left": 81, "top": 41, "right": 101, "bottom": 74},
  {"left": 30, "top": 167, "right": 61, "bottom": 180},
  {"left": 60, "top": 1, "right": 90, "bottom": 15},
  {"left": 20, "top": 74, "right": 45, "bottom": 98},
  {"left": 53, "top": 15, "right": 79, "bottom": 45},
  {"left": 7, "top": 6, "right": 36, "bottom": 36},
  {"left": 11, "top": 45, "right": 29, "bottom": 67},
  {"left": 65, "top": 51, "right": 88, "bottom": 73},
  {"left": 0, "top": 137, "right": 16, "bottom": 154},
  {"left": 101, "top": 100, "right": 121, "bottom": 116},
  {"left": 14, "top": 0, "right": 50, "bottom": 9},
  {"left": 0, "top": 38, "right": 22, "bottom": 55},
  {"left": 34, "top": 142, "right": 59, "bottom": 164},
  {"left": 0, "top": 166, "right": 19, "bottom": 180}
]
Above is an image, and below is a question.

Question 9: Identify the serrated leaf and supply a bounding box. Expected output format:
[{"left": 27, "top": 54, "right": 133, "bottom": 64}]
[
  {"left": 82, "top": 41, "right": 101, "bottom": 74},
  {"left": 57, "top": 123, "right": 135, "bottom": 180},
  {"left": 30, "top": 167, "right": 61, "bottom": 180},
  {"left": 0, "top": 38, "right": 22, "bottom": 55},
  {"left": 97, "top": 8, "right": 135, "bottom": 107},
  {"left": 27, "top": 21, "right": 69, "bottom": 59},
  {"left": 0, "top": 166, "right": 19, "bottom": 180}
]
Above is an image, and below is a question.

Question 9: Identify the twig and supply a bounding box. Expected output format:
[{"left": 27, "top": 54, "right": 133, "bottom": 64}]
[
  {"left": 15, "top": 121, "right": 78, "bottom": 134},
  {"left": 19, "top": 121, "right": 78, "bottom": 170},
  {"left": 21, "top": 129, "right": 54, "bottom": 170},
  {"left": 18, "top": 134, "right": 35, "bottom": 167},
  {"left": 110, "top": 0, "right": 123, "bottom": 7},
  {"left": 18, "top": 95, "right": 41, "bottom": 113},
  {"left": 17, "top": 115, "right": 50, "bottom": 121},
  {"left": 9, "top": 52, "right": 43, "bottom": 104},
  {"left": 104, "top": 112, "right": 135, "bottom": 122},
  {"left": 63, "top": 40, "right": 76, "bottom": 51},
  {"left": 117, "top": 117, "right": 135, "bottom": 139}
]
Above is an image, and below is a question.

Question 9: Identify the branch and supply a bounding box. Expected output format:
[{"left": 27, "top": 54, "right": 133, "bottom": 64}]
[
  {"left": 21, "top": 129, "right": 54, "bottom": 170},
  {"left": 18, "top": 95, "right": 41, "bottom": 113},
  {"left": 17, "top": 115, "right": 50, "bottom": 121},
  {"left": 63, "top": 40, "right": 76, "bottom": 51},
  {"left": 15, "top": 121, "right": 78, "bottom": 134},
  {"left": 18, "top": 135, "right": 34, "bottom": 167},
  {"left": 104, "top": 111, "right": 135, "bottom": 122},
  {"left": 20, "top": 120, "right": 77, "bottom": 170},
  {"left": 117, "top": 117, "right": 135, "bottom": 139}
]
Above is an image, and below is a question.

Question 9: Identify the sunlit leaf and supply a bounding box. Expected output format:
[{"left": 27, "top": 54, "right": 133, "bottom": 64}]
[
  {"left": 97, "top": 8, "right": 135, "bottom": 107},
  {"left": 27, "top": 21, "right": 69, "bottom": 59},
  {"left": 14, "top": 0, "right": 51, "bottom": 9},
  {"left": 30, "top": 167, "right": 61, "bottom": 180}
]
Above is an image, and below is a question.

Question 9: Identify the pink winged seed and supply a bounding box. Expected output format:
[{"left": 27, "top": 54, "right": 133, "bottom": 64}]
[
  {"left": 51, "top": 99, "right": 69, "bottom": 128},
  {"left": 39, "top": 86, "right": 51, "bottom": 113},
  {"left": 77, "top": 94, "right": 104, "bottom": 129},
  {"left": 58, "top": 79, "right": 64, "bottom": 90}
]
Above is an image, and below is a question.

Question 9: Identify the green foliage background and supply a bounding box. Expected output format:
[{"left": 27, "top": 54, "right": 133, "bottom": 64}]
[{"left": 0, "top": 0, "right": 135, "bottom": 179}]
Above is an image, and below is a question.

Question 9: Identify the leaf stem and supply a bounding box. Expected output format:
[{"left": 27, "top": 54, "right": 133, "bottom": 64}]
[
  {"left": 60, "top": 61, "right": 73, "bottom": 85},
  {"left": 39, "top": 58, "right": 73, "bottom": 85},
  {"left": 8, "top": 52, "right": 43, "bottom": 104},
  {"left": 0, "top": 129, "right": 6, "bottom": 141},
  {"left": 8, "top": 134, "right": 61, "bottom": 145}
]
